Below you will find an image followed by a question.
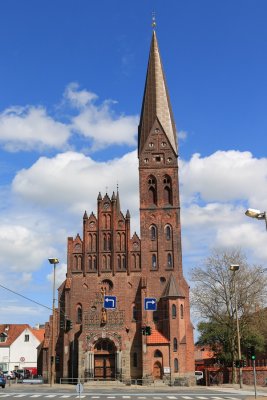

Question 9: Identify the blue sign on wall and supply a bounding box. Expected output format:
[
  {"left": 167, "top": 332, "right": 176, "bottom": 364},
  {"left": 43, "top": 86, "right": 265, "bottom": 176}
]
[
  {"left": 144, "top": 297, "right": 157, "bottom": 311},
  {"left": 104, "top": 295, "right": 117, "bottom": 309}
]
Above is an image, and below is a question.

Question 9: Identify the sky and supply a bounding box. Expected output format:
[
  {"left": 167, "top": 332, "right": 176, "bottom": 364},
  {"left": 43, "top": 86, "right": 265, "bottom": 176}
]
[{"left": 0, "top": 0, "right": 267, "bottom": 331}]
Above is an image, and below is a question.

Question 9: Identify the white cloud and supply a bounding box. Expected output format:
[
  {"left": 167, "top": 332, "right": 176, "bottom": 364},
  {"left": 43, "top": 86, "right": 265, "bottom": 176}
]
[
  {"left": 180, "top": 150, "right": 267, "bottom": 210},
  {"left": 64, "top": 82, "right": 98, "bottom": 109},
  {"left": 0, "top": 84, "right": 139, "bottom": 153},
  {"left": 66, "top": 83, "right": 139, "bottom": 150},
  {"left": 0, "top": 106, "right": 71, "bottom": 152},
  {"left": 12, "top": 150, "right": 139, "bottom": 227},
  {"left": 47, "top": 263, "right": 67, "bottom": 289},
  {"left": 0, "top": 223, "right": 56, "bottom": 272}
]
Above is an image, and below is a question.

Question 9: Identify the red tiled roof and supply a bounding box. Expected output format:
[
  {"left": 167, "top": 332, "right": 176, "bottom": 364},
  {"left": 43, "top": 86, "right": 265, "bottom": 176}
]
[
  {"left": 147, "top": 329, "right": 169, "bottom": 344},
  {"left": 30, "top": 328, "right": 45, "bottom": 343},
  {"left": 0, "top": 324, "right": 30, "bottom": 347}
]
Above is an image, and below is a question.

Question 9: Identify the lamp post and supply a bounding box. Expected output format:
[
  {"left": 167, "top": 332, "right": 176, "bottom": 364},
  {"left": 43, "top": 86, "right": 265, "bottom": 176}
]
[
  {"left": 48, "top": 258, "right": 59, "bottom": 386},
  {"left": 245, "top": 208, "right": 267, "bottom": 230},
  {"left": 229, "top": 264, "right": 242, "bottom": 388}
]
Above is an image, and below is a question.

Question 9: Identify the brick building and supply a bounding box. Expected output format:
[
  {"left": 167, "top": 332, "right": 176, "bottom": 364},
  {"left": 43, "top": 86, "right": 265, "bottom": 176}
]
[{"left": 40, "top": 30, "right": 195, "bottom": 384}]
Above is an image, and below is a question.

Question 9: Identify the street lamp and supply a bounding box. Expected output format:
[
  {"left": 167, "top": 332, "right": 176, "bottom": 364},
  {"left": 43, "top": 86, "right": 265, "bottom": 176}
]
[
  {"left": 48, "top": 258, "right": 59, "bottom": 386},
  {"left": 229, "top": 264, "right": 242, "bottom": 388},
  {"left": 245, "top": 208, "right": 267, "bottom": 230}
]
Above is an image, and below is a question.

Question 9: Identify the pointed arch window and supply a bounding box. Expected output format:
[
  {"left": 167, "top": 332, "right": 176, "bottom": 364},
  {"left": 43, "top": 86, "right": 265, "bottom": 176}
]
[
  {"left": 173, "top": 337, "right": 178, "bottom": 352},
  {"left": 154, "top": 350, "right": 163, "bottom": 357},
  {"left": 167, "top": 253, "right": 173, "bottom": 268},
  {"left": 174, "top": 358, "right": 179, "bottom": 372},
  {"left": 76, "top": 304, "right": 82, "bottom": 324},
  {"left": 122, "top": 255, "right": 126, "bottom": 270},
  {"left": 165, "top": 225, "right": 172, "bottom": 241},
  {"left": 152, "top": 254, "right": 157, "bottom": 270},
  {"left": 103, "top": 234, "right": 107, "bottom": 251},
  {"left": 150, "top": 225, "right": 157, "bottom": 240},
  {"left": 93, "top": 256, "right": 97, "bottom": 271},
  {"left": 163, "top": 175, "right": 173, "bottom": 205},
  {"left": 103, "top": 255, "right": 107, "bottom": 269},
  {"left": 148, "top": 175, "right": 157, "bottom": 205},
  {"left": 172, "top": 304, "right": 177, "bottom": 319},
  {"left": 117, "top": 255, "right": 121, "bottom": 269},
  {"left": 107, "top": 234, "right": 111, "bottom": 251},
  {"left": 180, "top": 304, "right": 184, "bottom": 319}
]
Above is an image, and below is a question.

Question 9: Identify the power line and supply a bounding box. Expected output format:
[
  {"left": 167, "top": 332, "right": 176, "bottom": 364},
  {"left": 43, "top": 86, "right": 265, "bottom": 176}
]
[{"left": 0, "top": 283, "right": 52, "bottom": 311}]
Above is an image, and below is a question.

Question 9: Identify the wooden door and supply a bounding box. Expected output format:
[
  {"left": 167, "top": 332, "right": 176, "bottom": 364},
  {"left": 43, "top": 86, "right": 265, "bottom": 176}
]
[
  {"left": 94, "top": 355, "right": 115, "bottom": 379},
  {"left": 153, "top": 361, "right": 162, "bottom": 380}
]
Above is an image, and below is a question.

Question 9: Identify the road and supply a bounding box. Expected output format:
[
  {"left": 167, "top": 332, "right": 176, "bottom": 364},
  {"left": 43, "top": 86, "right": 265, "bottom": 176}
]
[{"left": 0, "top": 387, "right": 257, "bottom": 400}]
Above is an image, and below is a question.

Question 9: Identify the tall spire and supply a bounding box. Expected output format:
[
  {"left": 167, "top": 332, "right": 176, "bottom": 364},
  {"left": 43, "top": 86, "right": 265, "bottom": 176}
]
[{"left": 138, "top": 31, "right": 178, "bottom": 156}]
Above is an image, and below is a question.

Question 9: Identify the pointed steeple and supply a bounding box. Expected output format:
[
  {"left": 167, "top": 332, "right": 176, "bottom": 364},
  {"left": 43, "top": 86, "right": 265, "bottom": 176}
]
[
  {"left": 138, "top": 31, "right": 177, "bottom": 156},
  {"left": 161, "top": 274, "right": 185, "bottom": 299},
  {"left": 116, "top": 185, "right": 121, "bottom": 215}
]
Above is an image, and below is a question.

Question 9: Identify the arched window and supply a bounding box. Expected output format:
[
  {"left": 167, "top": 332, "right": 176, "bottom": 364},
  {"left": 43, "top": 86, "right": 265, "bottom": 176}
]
[
  {"left": 167, "top": 253, "right": 173, "bottom": 268},
  {"left": 152, "top": 254, "right": 157, "bottom": 270},
  {"left": 103, "top": 234, "right": 107, "bottom": 251},
  {"left": 180, "top": 304, "right": 184, "bottom": 319},
  {"left": 165, "top": 225, "right": 171, "bottom": 241},
  {"left": 136, "top": 254, "right": 140, "bottom": 269},
  {"left": 121, "top": 233, "right": 125, "bottom": 250},
  {"left": 154, "top": 349, "right": 163, "bottom": 358},
  {"left": 88, "top": 256, "right": 92, "bottom": 270},
  {"left": 93, "top": 256, "right": 97, "bottom": 270},
  {"left": 107, "top": 255, "right": 111, "bottom": 270},
  {"left": 117, "top": 233, "right": 121, "bottom": 250},
  {"left": 93, "top": 234, "right": 97, "bottom": 251},
  {"left": 102, "top": 255, "right": 107, "bottom": 269},
  {"left": 174, "top": 358, "right": 179, "bottom": 372},
  {"left": 148, "top": 175, "right": 157, "bottom": 205},
  {"left": 172, "top": 304, "right": 177, "bottom": 319},
  {"left": 117, "top": 255, "right": 121, "bottom": 269},
  {"left": 88, "top": 234, "right": 92, "bottom": 251},
  {"left": 77, "top": 304, "right": 82, "bottom": 324},
  {"left": 163, "top": 175, "right": 172, "bottom": 205},
  {"left": 122, "top": 255, "right": 126, "bottom": 270},
  {"left": 107, "top": 234, "right": 111, "bottom": 251},
  {"left": 150, "top": 225, "right": 157, "bottom": 240},
  {"left": 173, "top": 337, "right": 178, "bottom": 352}
]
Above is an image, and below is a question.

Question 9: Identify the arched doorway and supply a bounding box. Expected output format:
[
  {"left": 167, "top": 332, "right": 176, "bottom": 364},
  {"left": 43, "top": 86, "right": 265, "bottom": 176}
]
[
  {"left": 94, "top": 339, "right": 116, "bottom": 379},
  {"left": 153, "top": 361, "right": 162, "bottom": 380}
]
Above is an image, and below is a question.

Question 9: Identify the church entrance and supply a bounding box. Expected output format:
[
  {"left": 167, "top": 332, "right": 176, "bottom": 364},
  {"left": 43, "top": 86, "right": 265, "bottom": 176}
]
[
  {"left": 153, "top": 361, "right": 162, "bottom": 380},
  {"left": 94, "top": 339, "right": 116, "bottom": 379}
]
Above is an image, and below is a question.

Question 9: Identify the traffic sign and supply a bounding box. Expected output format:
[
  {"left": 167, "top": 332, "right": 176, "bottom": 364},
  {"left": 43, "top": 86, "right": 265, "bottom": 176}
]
[
  {"left": 104, "top": 295, "right": 117, "bottom": 309},
  {"left": 76, "top": 383, "right": 83, "bottom": 394},
  {"left": 144, "top": 297, "right": 157, "bottom": 311}
]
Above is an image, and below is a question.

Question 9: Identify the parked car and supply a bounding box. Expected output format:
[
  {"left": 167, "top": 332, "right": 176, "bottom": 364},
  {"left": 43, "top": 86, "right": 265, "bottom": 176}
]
[
  {"left": 13, "top": 369, "right": 31, "bottom": 379},
  {"left": 0, "top": 375, "right": 6, "bottom": 388},
  {"left": 2, "top": 371, "right": 15, "bottom": 380}
]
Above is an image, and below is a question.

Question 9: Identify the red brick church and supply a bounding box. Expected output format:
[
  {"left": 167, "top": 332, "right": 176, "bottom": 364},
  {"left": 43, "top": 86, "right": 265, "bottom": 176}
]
[{"left": 40, "top": 30, "right": 195, "bottom": 384}]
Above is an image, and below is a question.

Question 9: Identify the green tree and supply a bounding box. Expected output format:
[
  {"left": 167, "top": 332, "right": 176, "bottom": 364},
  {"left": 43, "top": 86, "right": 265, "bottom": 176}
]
[{"left": 191, "top": 248, "right": 267, "bottom": 383}]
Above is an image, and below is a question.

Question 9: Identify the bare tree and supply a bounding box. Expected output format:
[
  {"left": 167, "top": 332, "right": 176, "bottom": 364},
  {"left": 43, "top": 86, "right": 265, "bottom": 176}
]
[{"left": 191, "top": 248, "right": 267, "bottom": 382}]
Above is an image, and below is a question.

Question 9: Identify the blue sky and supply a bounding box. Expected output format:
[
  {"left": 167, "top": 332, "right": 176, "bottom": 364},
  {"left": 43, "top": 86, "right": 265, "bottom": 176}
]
[{"left": 0, "top": 1, "right": 267, "bottom": 331}]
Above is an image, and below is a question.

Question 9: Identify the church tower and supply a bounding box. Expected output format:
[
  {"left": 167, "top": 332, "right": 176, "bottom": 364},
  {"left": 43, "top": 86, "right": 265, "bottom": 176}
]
[{"left": 138, "top": 30, "right": 195, "bottom": 380}]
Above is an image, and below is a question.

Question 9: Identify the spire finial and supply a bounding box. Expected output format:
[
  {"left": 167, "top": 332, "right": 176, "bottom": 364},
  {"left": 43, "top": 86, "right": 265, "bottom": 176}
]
[
  {"left": 117, "top": 182, "right": 119, "bottom": 192},
  {"left": 152, "top": 12, "right": 156, "bottom": 30}
]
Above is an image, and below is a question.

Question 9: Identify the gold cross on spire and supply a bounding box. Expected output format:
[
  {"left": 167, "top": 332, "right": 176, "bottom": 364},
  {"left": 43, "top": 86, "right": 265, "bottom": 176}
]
[{"left": 152, "top": 12, "right": 156, "bottom": 30}]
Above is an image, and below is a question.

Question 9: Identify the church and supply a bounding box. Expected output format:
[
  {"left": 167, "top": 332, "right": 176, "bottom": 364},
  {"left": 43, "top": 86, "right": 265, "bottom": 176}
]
[{"left": 40, "top": 29, "right": 195, "bottom": 384}]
